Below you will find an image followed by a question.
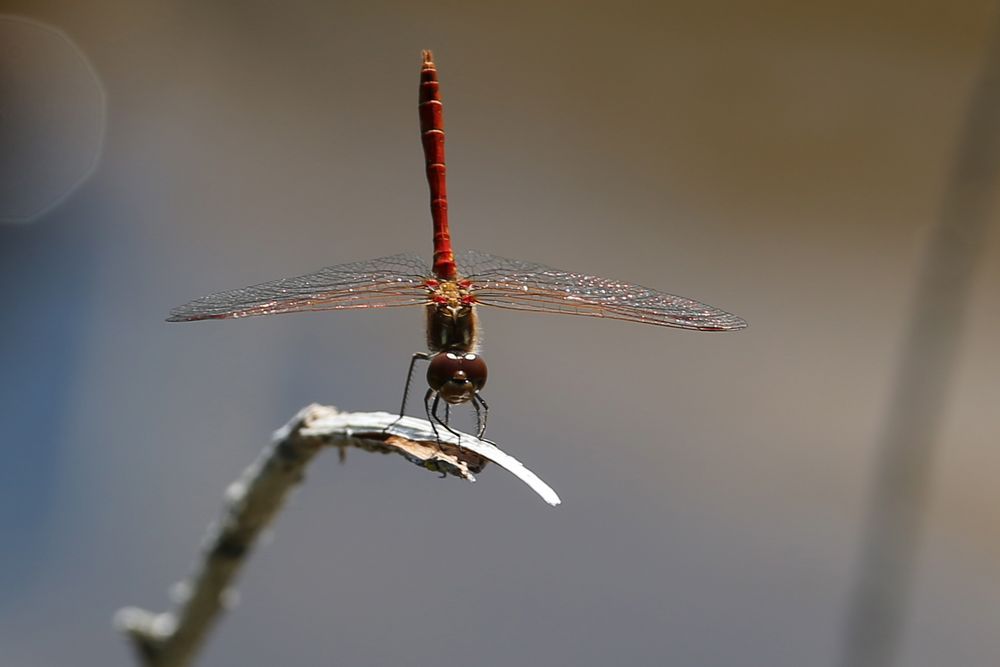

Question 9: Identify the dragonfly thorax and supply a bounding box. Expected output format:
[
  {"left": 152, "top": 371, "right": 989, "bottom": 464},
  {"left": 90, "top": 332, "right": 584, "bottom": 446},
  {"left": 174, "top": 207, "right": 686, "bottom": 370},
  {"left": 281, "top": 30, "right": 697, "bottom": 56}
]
[
  {"left": 425, "top": 299, "right": 478, "bottom": 353},
  {"left": 427, "top": 350, "right": 487, "bottom": 404},
  {"left": 426, "top": 278, "right": 474, "bottom": 307}
]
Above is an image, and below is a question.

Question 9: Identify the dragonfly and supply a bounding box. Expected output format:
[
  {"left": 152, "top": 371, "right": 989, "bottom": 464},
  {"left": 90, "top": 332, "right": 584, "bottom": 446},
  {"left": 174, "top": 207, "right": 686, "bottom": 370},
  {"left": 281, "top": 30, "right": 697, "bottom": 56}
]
[{"left": 168, "top": 51, "right": 747, "bottom": 442}]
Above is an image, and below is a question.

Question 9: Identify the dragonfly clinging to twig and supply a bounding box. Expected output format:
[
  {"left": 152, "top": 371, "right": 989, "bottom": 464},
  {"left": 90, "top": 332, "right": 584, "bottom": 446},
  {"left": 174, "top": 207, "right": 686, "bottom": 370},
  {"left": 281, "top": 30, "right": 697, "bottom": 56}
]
[{"left": 168, "top": 51, "right": 747, "bottom": 441}]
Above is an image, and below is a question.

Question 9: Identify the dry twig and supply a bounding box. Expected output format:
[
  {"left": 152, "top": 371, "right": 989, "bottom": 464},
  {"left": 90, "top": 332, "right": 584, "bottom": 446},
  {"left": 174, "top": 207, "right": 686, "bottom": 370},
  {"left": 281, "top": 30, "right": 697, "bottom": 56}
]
[{"left": 116, "top": 404, "right": 559, "bottom": 667}]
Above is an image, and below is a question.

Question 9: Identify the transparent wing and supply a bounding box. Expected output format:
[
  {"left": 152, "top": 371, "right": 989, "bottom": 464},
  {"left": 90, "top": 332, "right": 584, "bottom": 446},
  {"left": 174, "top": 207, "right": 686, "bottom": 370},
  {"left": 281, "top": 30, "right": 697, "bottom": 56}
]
[
  {"left": 167, "top": 253, "right": 432, "bottom": 322},
  {"left": 458, "top": 250, "right": 747, "bottom": 331}
]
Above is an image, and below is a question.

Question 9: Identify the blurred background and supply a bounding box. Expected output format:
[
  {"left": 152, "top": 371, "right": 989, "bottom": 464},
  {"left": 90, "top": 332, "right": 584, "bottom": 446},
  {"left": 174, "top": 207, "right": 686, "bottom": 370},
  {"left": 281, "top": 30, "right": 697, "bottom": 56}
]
[{"left": 1, "top": 2, "right": 998, "bottom": 666}]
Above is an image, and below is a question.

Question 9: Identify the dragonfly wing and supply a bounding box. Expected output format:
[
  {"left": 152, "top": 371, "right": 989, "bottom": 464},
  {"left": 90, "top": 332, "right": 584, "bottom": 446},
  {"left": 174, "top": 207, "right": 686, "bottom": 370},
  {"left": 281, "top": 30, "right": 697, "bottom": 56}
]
[
  {"left": 457, "top": 250, "right": 747, "bottom": 331},
  {"left": 167, "top": 253, "right": 431, "bottom": 322}
]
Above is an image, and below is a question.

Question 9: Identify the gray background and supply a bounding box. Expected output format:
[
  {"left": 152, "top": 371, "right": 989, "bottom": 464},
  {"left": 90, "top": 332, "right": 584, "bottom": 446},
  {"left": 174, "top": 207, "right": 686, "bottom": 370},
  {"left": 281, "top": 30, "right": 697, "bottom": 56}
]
[{"left": 1, "top": 2, "right": 998, "bottom": 666}]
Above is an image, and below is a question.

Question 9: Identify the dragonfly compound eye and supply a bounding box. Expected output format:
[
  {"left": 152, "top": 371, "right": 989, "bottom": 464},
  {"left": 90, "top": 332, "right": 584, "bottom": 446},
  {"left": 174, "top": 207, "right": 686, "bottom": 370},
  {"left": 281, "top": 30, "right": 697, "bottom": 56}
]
[{"left": 427, "top": 351, "right": 488, "bottom": 404}]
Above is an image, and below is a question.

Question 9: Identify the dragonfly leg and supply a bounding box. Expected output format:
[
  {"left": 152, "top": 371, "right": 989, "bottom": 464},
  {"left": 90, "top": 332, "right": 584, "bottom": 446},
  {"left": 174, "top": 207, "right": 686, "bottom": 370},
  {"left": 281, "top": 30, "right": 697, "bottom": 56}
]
[
  {"left": 428, "top": 391, "right": 464, "bottom": 442},
  {"left": 423, "top": 389, "right": 447, "bottom": 477},
  {"left": 385, "top": 352, "right": 432, "bottom": 434},
  {"left": 439, "top": 414, "right": 464, "bottom": 441},
  {"left": 424, "top": 388, "right": 441, "bottom": 442},
  {"left": 472, "top": 393, "right": 489, "bottom": 439},
  {"left": 399, "top": 351, "right": 432, "bottom": 417}
]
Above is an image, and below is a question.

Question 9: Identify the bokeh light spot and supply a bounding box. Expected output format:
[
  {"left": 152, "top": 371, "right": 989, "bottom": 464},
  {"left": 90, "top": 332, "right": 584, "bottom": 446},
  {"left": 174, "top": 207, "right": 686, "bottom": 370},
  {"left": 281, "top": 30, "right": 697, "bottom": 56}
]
[{"left": 0, "top": 16, "right": 106, "bottom": 223}]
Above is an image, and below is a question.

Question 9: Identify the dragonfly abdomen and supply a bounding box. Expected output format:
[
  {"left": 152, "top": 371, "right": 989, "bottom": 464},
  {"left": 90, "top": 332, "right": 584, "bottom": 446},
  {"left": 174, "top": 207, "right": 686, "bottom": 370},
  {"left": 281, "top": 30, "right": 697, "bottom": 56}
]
[{"left": 419, "top": 50, "right": 456, "bottom": 281}]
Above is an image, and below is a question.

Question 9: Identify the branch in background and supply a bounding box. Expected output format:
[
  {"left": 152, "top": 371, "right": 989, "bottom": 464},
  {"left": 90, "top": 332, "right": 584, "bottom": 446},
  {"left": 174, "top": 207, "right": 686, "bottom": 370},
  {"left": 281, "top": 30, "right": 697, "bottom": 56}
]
[
  {"left": 839, "top": 13, "right": 1000, "bottom": 667},
  {"left": 116, "top": 404, "right": 559, "bottom": 667}
]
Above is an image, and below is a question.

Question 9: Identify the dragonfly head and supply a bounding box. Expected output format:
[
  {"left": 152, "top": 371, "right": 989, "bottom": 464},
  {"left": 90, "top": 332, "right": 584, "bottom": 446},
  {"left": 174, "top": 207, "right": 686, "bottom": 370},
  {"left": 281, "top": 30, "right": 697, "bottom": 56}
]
[{"left": 427, "top": 350, "right": 487, "bottom": 404}]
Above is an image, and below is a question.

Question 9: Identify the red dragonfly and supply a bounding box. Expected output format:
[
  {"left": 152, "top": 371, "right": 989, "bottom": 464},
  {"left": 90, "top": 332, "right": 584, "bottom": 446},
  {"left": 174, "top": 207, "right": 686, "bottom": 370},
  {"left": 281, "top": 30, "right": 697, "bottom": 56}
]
[{"left": 168, "top": 51, "right": 746, "bottom": 441}]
